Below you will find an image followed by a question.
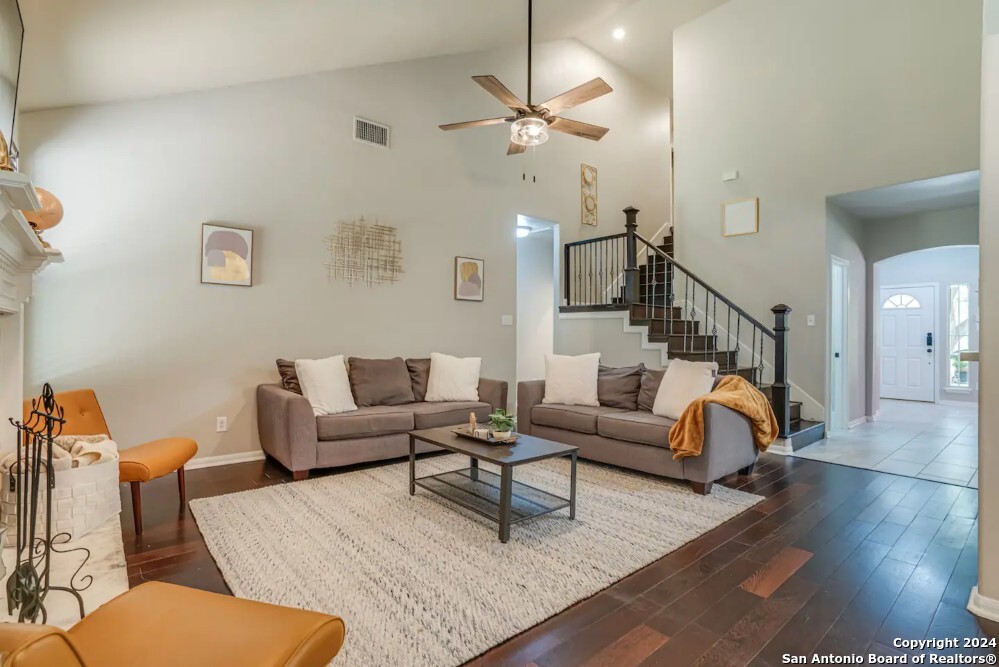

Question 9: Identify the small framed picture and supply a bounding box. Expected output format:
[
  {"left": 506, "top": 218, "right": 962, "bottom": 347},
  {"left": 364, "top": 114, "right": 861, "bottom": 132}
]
[
  {"left": 722, "top": 197, "right": 759, "bottom": 237},
  {"left": 202, "top": 223, "right": 253, "bottom": 286},
  {"left": 454, "top": 256, "right": 484, "bottom": 302}
]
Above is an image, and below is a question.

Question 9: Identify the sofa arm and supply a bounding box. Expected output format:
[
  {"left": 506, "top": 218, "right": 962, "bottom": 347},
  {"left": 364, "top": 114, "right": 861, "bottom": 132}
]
[
  {"left": 478, "top": 378, "right": 508, "bottom": 412},
  {"left": 256, "top": 384, "right": 318, "bottom": 473},
  {"left": 681, "top": 402, "right": 759, "bottom": 486},
  {"left": 516, "top": 380, "right": 546, "bottom": 436}
]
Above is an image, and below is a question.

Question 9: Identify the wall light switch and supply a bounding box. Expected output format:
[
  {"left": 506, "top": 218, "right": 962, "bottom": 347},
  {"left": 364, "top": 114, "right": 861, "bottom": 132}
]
[
  {"left": 501, "top": 315, "right": 514, "bottom": 326},
  {"left": 806, "top": 315, "right": 816, "bottom": 327},
  {"left": 216, "top": 416, "right": 228, "bottom": 433},
  {"left": 722, "top": 170, "right": 739, "bottom": 182}
]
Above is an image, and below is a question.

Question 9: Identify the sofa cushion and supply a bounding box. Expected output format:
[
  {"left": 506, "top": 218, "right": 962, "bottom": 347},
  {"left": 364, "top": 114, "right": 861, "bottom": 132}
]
[
  {"left": 317, "top": 406, "right": 415, "bottom": 441},
  {"left": 597, "top": 412, "right": 676, "bottom": 449},
  {"left": 409, "top": 401, "right": 491, "bottom": 430},
  {"left": 532, "top": 404, "right": 625, "bottom": 435},
  {"left": 598, "top": 364, "right": 644, "bottom": 410},
  {"left": 406, "top": 358, "right": 431, "bottom": 402},
  {"left": 275, "top": 359, "right": 302, "bottom": 395},
  {"left": 347, "top": 357, "right": 416, "bottom": 407},
  {"left": 637, "top": 368, "right": 665, "bottom": 412}
]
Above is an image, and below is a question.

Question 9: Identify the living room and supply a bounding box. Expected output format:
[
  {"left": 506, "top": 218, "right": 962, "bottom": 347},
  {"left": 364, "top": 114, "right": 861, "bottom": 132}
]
[{"left": 0, "top": 0, "right": 996, "bottom": 665}]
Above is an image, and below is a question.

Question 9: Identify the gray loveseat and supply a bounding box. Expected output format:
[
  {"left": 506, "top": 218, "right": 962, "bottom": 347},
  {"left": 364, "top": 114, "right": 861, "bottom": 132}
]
[
  {"left": 258, "top": 357, "right": 507, "bottom": 479},
  {"left": 516, "top": 366, "right": 757, "bottom": 494}
]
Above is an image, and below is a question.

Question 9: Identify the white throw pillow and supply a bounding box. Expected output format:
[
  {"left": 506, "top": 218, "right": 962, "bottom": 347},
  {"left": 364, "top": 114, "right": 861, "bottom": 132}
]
[
  {"left": 295, "top": 355, "right": 357, "bottom": 416},
  {"left": 652, "top": 359, "right": 716, "bottom": 420},
  {"left": 542, "top": 353, "right": 600, "bottom": 406},
  {"left": 425, "top": 353, "right": 481, "bottom": 402}
]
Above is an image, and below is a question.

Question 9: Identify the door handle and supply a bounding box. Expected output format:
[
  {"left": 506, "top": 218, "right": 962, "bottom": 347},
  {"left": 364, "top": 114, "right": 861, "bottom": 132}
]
[{"left": 926, "top": 332, "right": 933, "bottom": 346}]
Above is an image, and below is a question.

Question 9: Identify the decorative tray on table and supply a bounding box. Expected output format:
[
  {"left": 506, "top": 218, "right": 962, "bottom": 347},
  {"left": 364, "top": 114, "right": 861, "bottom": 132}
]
[{"left": 450, "top": 426, "right": 519, "bottom": 445}]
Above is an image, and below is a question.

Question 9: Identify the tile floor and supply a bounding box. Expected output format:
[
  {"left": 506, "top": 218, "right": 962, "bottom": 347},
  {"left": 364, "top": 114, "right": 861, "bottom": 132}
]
[{"left": 791, "top": 399, "right": 978, "bottom": 487}]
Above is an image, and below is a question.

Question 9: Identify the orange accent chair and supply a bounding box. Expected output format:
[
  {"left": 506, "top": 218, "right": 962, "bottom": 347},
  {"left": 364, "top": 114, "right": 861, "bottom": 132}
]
[
  {"left": 23, "top": 389, "right": 197, "bottom": 535},
  {"left": 0, "top": 581, "right": 346, "bottom": 667}
]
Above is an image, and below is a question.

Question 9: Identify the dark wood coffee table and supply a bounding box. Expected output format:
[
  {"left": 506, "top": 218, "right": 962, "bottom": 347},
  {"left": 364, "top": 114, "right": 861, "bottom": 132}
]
[{"left": 408, "top": 427, "right": 578, "bottom": 543}]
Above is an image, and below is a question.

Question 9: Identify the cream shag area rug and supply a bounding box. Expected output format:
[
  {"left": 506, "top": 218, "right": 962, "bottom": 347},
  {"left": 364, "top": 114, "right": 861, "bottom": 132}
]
[{"left": 191, "top": 454, "right": 762, "bottom": 667}]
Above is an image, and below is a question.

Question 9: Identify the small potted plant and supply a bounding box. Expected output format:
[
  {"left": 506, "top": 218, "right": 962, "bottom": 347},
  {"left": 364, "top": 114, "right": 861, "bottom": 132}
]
[{"left": 488, "top": 409, "right": 516, "bottom": 440}]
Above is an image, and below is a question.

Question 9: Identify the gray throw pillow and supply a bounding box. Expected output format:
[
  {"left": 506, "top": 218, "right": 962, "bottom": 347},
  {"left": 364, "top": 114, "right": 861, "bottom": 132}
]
[
  {"left": 348, "top": 357, "right": 416, "bottom": 407},
  {"left": 275, "top": 359, "right": 302, "bottom": 395},
  {"left": 637, "top": 368, "right": 666, "bottom": 412},
  {"left": 406, "top": 358, "right": 431, "bottom": 402},
  {"left": 598, "top": 364, "right": 645, "bottom": 410}
]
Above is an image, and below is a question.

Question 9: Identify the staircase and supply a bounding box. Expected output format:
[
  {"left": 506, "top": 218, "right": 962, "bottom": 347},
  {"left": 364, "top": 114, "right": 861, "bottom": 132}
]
[{"left": 561, "top": 207, "right": 824, "bottom": 446}]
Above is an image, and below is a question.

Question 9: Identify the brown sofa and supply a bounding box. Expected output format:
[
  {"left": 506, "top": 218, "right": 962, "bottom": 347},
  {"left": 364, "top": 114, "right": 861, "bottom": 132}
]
[
  {"left": 258, "top": 357, "right": 507, "bottom": 479},
  {"left": 516, "top": 366, "right": 757, "bottom": 494}
]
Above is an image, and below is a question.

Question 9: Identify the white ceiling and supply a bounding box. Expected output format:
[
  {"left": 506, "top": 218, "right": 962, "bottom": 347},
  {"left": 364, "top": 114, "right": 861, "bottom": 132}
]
[
  {"left": 17, "top": 0, "right": 725, "bottom": 111},
  {"left": 830, "top": 171, "right": 981, "bottom": 219}
]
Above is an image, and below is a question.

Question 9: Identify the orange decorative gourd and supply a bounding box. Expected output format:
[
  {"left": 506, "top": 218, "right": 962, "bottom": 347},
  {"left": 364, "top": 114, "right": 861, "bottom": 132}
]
[{"left": 23, "top": 187, "right": 64, "bottom": 231}]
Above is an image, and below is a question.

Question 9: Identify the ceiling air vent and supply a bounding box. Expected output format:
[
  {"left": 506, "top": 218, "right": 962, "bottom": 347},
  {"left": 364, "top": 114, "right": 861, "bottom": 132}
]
[{"left": 353, "top": 117, "right": 390, "bottom": 148}]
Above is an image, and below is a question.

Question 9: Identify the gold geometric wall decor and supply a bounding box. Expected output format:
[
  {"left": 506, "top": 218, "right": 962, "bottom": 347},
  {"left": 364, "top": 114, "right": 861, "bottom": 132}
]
[
  {"left": 581, "top": 164, "right": 598, "bottom": 226},
  {"left": 324, "top": 216, "right": 403, "bottom": 286}
]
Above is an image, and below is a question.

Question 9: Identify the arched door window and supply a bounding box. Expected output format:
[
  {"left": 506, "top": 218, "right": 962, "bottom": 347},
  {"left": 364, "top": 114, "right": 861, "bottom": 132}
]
[{"left": 882, "top": 293, "right": 921, "bottom": 310}]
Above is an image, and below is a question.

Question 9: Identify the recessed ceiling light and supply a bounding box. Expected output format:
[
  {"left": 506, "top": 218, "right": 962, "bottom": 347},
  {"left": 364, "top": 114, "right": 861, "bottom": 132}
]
[
  {"left": 612, "top": 27, "right": 626, "bottom": 41},
  {"left": 516, "top": 225, "right": 532, "bottom": 238}
]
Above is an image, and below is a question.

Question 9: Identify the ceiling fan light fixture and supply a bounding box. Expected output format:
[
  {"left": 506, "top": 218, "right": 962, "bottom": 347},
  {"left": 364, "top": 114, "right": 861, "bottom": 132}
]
[{"left": 510, "top": 117, "right": 549, "bottom": 147}]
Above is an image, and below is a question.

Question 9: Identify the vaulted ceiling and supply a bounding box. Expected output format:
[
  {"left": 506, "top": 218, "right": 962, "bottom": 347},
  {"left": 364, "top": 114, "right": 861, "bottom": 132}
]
[{"left": 17, "top": 0, "right": 727, "bottom": 111}]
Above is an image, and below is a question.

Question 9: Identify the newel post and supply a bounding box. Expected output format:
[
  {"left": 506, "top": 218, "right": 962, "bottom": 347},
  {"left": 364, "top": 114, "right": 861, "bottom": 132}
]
[
  {"left": 623, "top": 206, "right": 640, "bottom": 304},
  {"left": 771, "top": 304, "right": 791, "bottom": 438}
]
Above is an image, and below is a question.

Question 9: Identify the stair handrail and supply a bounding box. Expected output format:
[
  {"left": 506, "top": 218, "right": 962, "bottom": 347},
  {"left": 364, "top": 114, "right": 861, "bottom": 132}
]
[{"left": 634, "top": 235, "right": 775, "bottom": 339}]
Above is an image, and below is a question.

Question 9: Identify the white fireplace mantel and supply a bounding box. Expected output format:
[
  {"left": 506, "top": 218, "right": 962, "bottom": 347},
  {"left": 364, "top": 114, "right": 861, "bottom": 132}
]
[{"left": 0, "top": 170, "right": 62, "bottom": 450}]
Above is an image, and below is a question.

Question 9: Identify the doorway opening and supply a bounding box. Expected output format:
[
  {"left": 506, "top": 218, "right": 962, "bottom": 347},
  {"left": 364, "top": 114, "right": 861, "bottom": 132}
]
[
  {"left": 795, "top": 171, "right": 979, "bottom": 487},
  {"left": 516, "top": 215, "right": 559, "bottom": 392}
]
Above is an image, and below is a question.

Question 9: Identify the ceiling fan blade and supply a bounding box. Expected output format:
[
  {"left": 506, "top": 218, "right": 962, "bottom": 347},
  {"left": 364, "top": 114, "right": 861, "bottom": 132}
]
[
  {"left": 507, "top": 141, "right": 527, "bottom": 156},
  {"left": 439, "top": 117, "right": 514, "bottom": 131},
  {"left": 473, "top": 75, "right": 529, "bottom": 112},
  {"left": 539, "top": 78, "right": 613, "bottom": 115},
  {"left": 549, "top": 117, "right": 610, "bottom": 141}
]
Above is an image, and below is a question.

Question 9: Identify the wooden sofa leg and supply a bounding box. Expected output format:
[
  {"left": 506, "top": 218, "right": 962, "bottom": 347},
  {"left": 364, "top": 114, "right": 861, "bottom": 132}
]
[
  {"left": 177, "top": 467, "right": 187, "bottom": 505},
  {"left": 130, "top": 481, "right": 143, "bottom": 535},
  {"left": 690, "top": 481, "right": 713, "bottom": 495},
  {"left": 292, "top": 470, "right": 310, "bottom": 481},
  {"left": 739, "top": 463, "right": 755, "bottom": 476}
]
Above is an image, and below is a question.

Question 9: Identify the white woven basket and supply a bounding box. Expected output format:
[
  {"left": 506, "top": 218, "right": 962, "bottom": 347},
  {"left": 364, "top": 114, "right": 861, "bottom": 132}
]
[{"left": 1, "top": 458, "right": 121, "bottom": 547}]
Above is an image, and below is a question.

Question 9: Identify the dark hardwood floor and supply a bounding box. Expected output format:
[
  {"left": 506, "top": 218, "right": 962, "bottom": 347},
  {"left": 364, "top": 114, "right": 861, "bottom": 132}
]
[{"left": 120, "top": 453, "right": 996, "bottom": 666}]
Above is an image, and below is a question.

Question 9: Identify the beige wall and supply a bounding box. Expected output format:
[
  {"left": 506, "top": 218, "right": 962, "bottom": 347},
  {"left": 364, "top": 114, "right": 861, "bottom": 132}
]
[
  {"left": 975, "top": 0, "right": 999, "bottom": 615},
  {"left": 20, "top": 39, "right": 671, "bottom": 460},
  {"left": 672, "top": 0, "right": 982, "bottom": 410},
  {"left": 556, "top": 313, "right": 666, "bottom": 369}
]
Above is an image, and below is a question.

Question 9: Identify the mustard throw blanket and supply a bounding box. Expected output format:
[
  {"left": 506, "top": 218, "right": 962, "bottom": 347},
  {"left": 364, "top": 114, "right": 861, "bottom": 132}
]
[{"left": 668, "top": 375, "right": 779, "bottom": 460}]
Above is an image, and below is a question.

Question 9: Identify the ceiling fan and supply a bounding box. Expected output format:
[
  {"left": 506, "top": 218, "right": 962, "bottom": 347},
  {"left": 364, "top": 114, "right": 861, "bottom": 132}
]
[{"left": 439, "top": 0, "right": 612, "bottom": 155}]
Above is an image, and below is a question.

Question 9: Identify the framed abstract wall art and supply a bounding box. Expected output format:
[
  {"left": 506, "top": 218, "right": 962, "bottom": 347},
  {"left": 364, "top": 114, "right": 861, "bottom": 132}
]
[
  {"left": 202, "top": 223, "right": 253, "bottom": 286},
  {"left": 454, "top": 256, "right": 484, "bottom": 302}
]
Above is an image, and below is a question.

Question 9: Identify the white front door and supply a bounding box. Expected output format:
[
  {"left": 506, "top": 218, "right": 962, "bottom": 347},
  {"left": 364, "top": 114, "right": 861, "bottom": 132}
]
[{"left": 880, "top": 285, "right": 935, "bottom": 402}]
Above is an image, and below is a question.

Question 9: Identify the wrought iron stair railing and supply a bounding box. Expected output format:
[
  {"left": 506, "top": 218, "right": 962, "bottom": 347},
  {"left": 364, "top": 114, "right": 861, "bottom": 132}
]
[{"left": 563, "top": 206, "right": 793, "bottom": 438}]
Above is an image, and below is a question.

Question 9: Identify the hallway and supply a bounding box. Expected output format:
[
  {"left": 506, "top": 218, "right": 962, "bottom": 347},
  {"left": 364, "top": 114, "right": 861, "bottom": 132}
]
[{"left": 792, "top": 400, "right": 978, "bottom": 487}]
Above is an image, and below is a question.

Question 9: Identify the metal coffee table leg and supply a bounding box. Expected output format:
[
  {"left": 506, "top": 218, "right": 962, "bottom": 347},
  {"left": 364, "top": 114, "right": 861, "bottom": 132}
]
[
  {"left": 499, "top": 465, "right": 512, "bottom": 543},
  {"left": 470, "top": 457, "right": 479, "bottom": 481},
  {"left": 570, "top": 451, "right": 577, "bottom": 520},
  {"left": 409, "top": 435, "right": 416, "bottom": 496}
]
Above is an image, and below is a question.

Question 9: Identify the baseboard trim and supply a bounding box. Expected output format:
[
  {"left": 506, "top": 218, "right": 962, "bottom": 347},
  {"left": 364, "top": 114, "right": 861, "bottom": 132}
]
[
  {"left": 767, "top": 439, "right": 793, "bottom": 456},
  {"left": 848, "top": 417, "right": 867, "bottom": 429},
  {"left": 967, "top": 586, "right": 999, "bottom": 623},
  {"left": 185, "top": 450, "right": 266, "bottom": 470}
]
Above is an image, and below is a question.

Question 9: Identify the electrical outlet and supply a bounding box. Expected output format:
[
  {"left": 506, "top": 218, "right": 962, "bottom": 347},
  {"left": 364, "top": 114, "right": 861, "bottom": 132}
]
[{"left": 216, "top": 416, "right": 228, "bottom": 433}]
